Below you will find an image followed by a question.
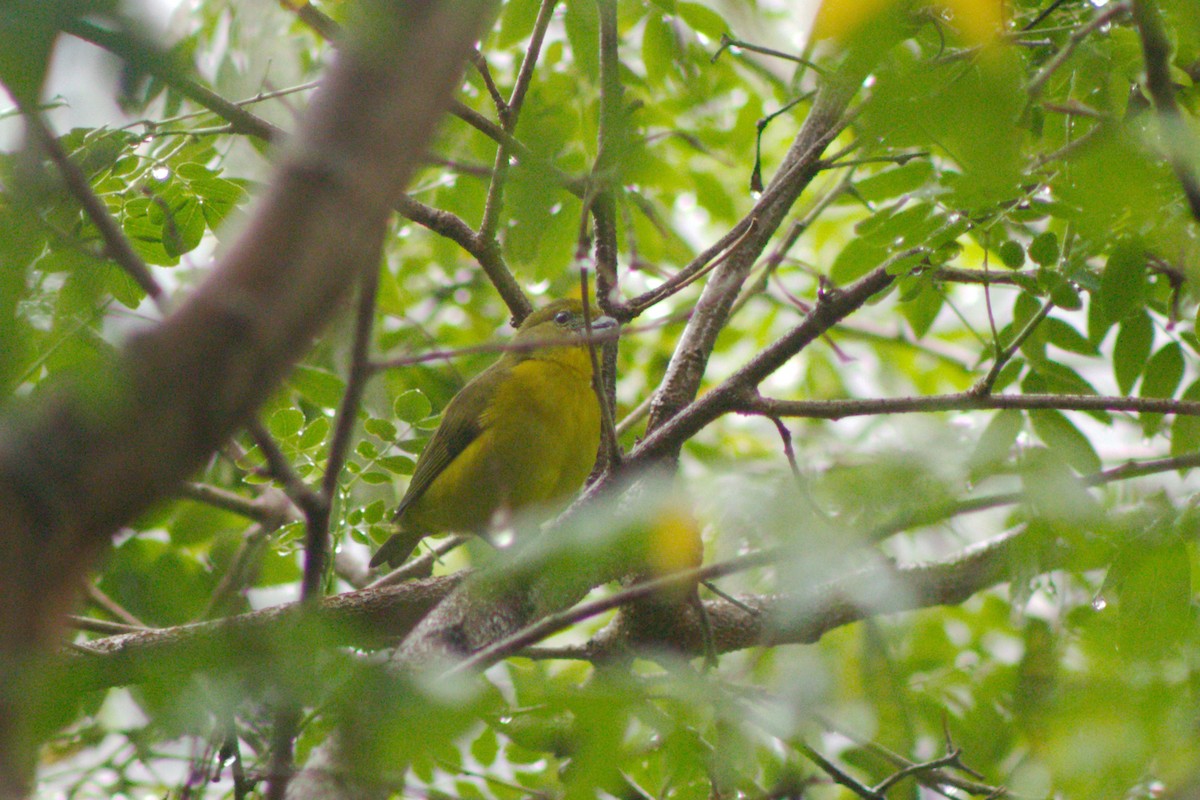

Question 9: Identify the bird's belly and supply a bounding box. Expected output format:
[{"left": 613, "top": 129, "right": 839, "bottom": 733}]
[{"left": 487, "top": 360, "right": 600, "bottom": 509}]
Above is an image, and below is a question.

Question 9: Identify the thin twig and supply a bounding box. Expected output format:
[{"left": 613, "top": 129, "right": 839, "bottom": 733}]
[
  {"left": 311, "top": 258, "right": 381, "bottom": 602},
  {"left": 740, "top": 391, "right": 1200, "bottom": 422},
  {"left": 86, "top": 583, "right": 148, "bottom": 628},
  {"left": 580, "top": 265, "right": 623, "bottom": 467},
  {"left": 470, "top": 49, "right": 508, "bottom": 118},
  {"left": 176, "top": 482, "right": 293, "bottom": 525},
  {"left": 972, "top": 299, "right": 1054, "bottom": 395},
  {"left": 366, "top": 535, "right": 471, "bottom": 589},
  {"left": 248, "top": 422, "right": 323, "bottom": 521},
  {"left": 627, "top": 219, "right": 759, "bottom": 316},
  {"left": 768, "top": 416, "right": 802, "bottom": 483},
  {"left": 1026, "top": 3, "right": 1129, "bottom": 99},
  {"left": 712, "top": 34, "right": 825, "bottom": 73}
]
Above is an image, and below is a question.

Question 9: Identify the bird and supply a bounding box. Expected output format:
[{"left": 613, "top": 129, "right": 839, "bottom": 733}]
[{"left": 369, "top": 298, "right": 618, "bottom": 569}]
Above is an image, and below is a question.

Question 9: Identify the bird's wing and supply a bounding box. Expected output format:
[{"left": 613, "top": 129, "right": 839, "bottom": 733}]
[{"left": 392, "top": 366, "right": 498, "bottom": 520}]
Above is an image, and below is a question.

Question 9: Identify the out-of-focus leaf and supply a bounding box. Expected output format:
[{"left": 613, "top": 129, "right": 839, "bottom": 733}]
[
  {"left": 1113, "top": 311, "right": 1154, "bottom": 395},
  {"left": 1139, "top": 341, "right": 1184, "bottom": 436},
  {"left": 1110, "top": 537, "right": 1191, "bottom": 661},
  {"left": 1029, "top": 410, "right": 1101, "bottom": 475},
  {"left": 1100, "top": 242, "right": 1147, "bottom": 324},
  {"left": 1170, "top": 379, "right": 1200, "bottom": 457},
  {"left": 969, "top": 409, "right": 1024, "bottom": 478}
]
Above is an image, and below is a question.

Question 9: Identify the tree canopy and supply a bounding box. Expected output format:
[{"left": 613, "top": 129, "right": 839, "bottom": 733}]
[{"left": 3, "top": 0, "right": 1200, "bottom": 799}]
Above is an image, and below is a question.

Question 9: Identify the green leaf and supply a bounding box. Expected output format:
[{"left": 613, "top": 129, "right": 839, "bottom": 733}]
[
  {"left": 1048, "top": 280, "right": 1082, "bottom": 311},
  {"left": 471, "top": 725, "right": 500, "bottom": 767},
  {"left": 1170, "top": 379, "right": 1200, "bottom": 457},
  {"left": 393, "top": 389, "right": 433, "bottom": 423},
  {"left": 378, "top": 455, "right": 415, "bottom": 475},
  {"left": 299, "top": 417, "right": 330, "bottom": 449},
  {"left": 269, "top": 408, "right": 304, "bottom": 439},
  {"left": 365, "top": 417, "right": 398, "bottom": 442},
  {"left": 363, "top": 499, "right": 387, "bottom": 524},
  {"left": 1028, "top": 410, "right": 1100, "bottom": 475},
  {"left": 496, "top": 0, "right": 541, "bottom": 48},
  {"left": 969, "top": 409, "right": 1024, "bottom": 478},
  {"left": 642, "top": 13, "right": 676, "bottom": 86},
  {"left": 830, "top": 237, "right": 888, "bottom": 283},
  {"left": 1028, "top": 231, "right": 1059, "bottom": 266},
  {"left": 1113, "top": 311, "right": 1154, "bottom": 395},
  {"left": 1087, "top": 292, "right": 1116, "bottom": 346},
  {"left": 1042, "top": 317, "right": 1096, "bottom": 356},
  {"left": 853, "top": 160, "right": 934, "bottom": 203},
  {"left": 900, "top": 282, "right": 942, "bottom": 338},
  {"left": 677, "top": 2, "right": 729, "bottom": 39},
  {"left": 1111, "top": 538, "right": 1191, "bottom": 661},
  {"left": 564, "top": 0, "right": 599, "bottom": 82},
  {"left": 997, "top": 239, "right": 1025, "bottom": 269},
  {"left": 1140, "top": 341, "right": 1184, "bottom": 436},
  {"left": 289, "top": 366, "right": 346, "bottom": 409},
  {"left": 1100, "top": 241, "right": 1147, "bottom": 323}
]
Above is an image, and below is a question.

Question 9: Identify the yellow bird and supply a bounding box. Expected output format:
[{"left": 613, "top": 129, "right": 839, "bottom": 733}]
[{"left": 370, "top": 299, "right": 618, "bottom": 568}]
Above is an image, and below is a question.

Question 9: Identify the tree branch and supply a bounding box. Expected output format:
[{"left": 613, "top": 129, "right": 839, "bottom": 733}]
[
  {"left": 737, "top": 391, "right": 1200, "bottom": 421},
  {"left": 643, "top": 45, "right": 877, "bottom": 443},
  {"left": 0, "top": 2, "right": 495, "bottom": 794}
]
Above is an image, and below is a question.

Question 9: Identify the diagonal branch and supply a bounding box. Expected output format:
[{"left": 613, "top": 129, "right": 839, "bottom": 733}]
[
  {"left": 20, "top": 108, "right": 167, "bottom": 312},
  {"left": 0, "top": 3, "right": 495, "bottom": 795},
  {"left": 643, "top": 46, "right": 878, "bottom": 442}
]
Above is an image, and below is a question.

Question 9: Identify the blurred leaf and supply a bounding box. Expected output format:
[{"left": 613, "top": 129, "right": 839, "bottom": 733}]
[
  {"left": 1113, "top": 311, "right": 1154, "bottom": 395},
  {"left": 1029, "top": 410, "right": 1100, "bottom": 475},
  {"left": 1110, "top": 537, "right": 1191, "bottom": 661},
  {"left": 1139, "top": 341, "right": 1184, "bottom": 436},
  {"left": 1170, "top": 379, "right": 1200, "bottom": 457},
  {"left": 1028, "top": 232, "right": 1059, "bottom": 267},
  {"left": 677, "top": 2, "right": 728, "bottom": 39},
  {"left": 1100, "top": 242, "right": 1147, "bottom": 324},
  {"left": 289, "top": 365, "right": 347, "bottom": 409},
  {"left": 969, "top": 409, "right": 1023, "bottom": 478}
]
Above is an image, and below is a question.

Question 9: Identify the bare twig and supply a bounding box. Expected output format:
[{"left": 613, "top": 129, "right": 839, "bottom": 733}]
[
  {"left": 1027, "top": 3, "right": 1129, "bottom": 99},
  {"left": 973, "top": 299, "right": 1054, "bottom": 395},
  {"left": 643, "top": 46, "right": 876, "bottom": 440},
  {"left": 86, "top": 584, "right": 147, "bottom": 629},
  {"left": 312, "top": 258, "right": 381, "bottom": 602}
]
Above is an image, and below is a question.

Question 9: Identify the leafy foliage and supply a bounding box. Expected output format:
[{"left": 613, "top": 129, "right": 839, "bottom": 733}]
[{"left": 5, "top": 0, "right": 1200, "bottom": 799}]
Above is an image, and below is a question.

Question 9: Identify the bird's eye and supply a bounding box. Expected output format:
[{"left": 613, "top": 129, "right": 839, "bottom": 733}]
[{"left": 554, "top": 310, "right": 572, "bottom": 325}]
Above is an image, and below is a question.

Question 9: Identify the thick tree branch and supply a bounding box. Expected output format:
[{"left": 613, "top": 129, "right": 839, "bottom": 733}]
[
  {"left": 61, "top": 576, "right": 461, "bottom": 694},
  {"left": 643, "top": 46, "right": 876, "bottom": 442},
  {"left": 626, "top": 258, "right": 898, "bottom": 467},
  {"left": 590, "top": 524, "right": 1096, "bottom": 659},
  {"left": 0, "top": 2, "right": 494, "bottom": 795}
]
